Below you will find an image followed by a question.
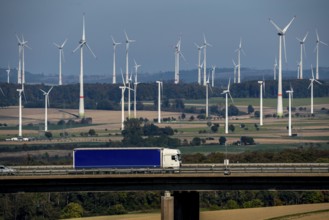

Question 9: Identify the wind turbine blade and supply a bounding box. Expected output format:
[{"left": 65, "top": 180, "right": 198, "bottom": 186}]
[
  {"left": 314, "top": 79, "right": 322, "bottom": 85},
  {"left": 303, "top": 44, "right": 307, "bottom": 59},
  {"left": 61, "top": 38, "right": 68, "bottom": 47},
  {"left": 0, "top": 88, "right": 4, "bottom": 96},
  {"left": 232, "top": 59, "right": 236, "bottom": 66},
  {"left": 303, "top": 32, "right": 308, "bottom": 42},
  {"left": 269, "top": 18, "right": 283, "bottom": 33},
  {"left": 22, "top": 91, "right": 27, "bottom": 103},
  {"left": 16, "top": 34, "right": 22, "bottom": 44},
  {"left": 61, "top": 49, "right": 65, "bottom": 63},
  {"left": 307, "top": 82, "right": 312, "bottom": 89},
  {"left": 48, "top": 86, "right": 54, "bottom": 94},
  {"left": 40, "top": 89, "right": 47, "bottom": 94},
  {"left": 316, "top": 29, "right": 319, "bottom": 42},
  {"left": 73, "top": 44, "right": 83, "bottom": 53},
  {"left": 228, "top": 92, "right": 234, "bottom": 104},
  {"left": 319, "top": 40, "right": 328, "bottom": 46},
  {"left": 311, "top": 64, "right": 314, "bottom": 79},
  {"left": 241, "top": 48, "right": 246, "bottom": 56},
  {"left": 53, "top": 42, "right": 60, "bottom": 48},
  {"left": 121, "top": 68, "right": 125, "bottom": 85},
  {"left": 283, "top": 35, "right": 287, "bottom": 63},
  {"left": 85, "top": 43, "right": 96, "bottom": 59},
  {"left": 282, "top": 16, "right": 296, "bottom": 33}
]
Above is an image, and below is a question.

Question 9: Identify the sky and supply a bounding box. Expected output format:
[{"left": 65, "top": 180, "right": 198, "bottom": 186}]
[{"left": 0, "top": 0, "right": 329, "bottom": 78}]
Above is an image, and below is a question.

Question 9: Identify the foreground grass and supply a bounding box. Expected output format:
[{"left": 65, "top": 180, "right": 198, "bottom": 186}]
[{"left": 266, "top": 209, "right": 329, "bottom": 220}]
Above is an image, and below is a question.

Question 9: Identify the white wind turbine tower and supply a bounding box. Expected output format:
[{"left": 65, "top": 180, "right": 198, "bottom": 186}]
[
  {"left": 73, "top": 14, "right": 96, "bottom": 118},
  {"left": 286, "top": 85, "right": 294, "bottom": 136},
  {"left": 309, "top": 65, "right": 322, "bottom": 114},
  {"left": 40, "top": 86, "right": 54, "bottom": 132},
  {"left": 296, "top": 32, "right": 308, "bottom": 79},
  {"left": 54, "top": 39, "right": 67, "bottom": 85},
  {"left": 17, "top": 88, "right": 23, "bottom": 137},
  {"left": 119, "top": 75, "right": 127, "bottom": 130},
  {"left": 133, "top": 60, "right": 141, "bottom": 118},
  {"left": 125, "top": 31, "right": 135, "bottom": 83},
  {"left": 222, "top": 79, "right": 233, "bottom": 134},
  {"left": 127, "top": 73, "right": 133, "bottom": 118},
  {"left": 6, "top": 65, "right": 10, "bottom": 83},
  {"left": 111, "top": 36, "right": 121, "bottom": 84},
  {"left": 258, "top": 79, "right": 265, "bottom": 126},
  {"left": 194, "top": 43, "right": 204, "bottom": 85},
  {"left": 235, "top": 38, "right": 245, "bottom": 83},
  {"left": 16, "top": 35, "right": 31, "bottom": 86},
  {"left": 273, "top": 58, "right": 277, "bottom": 80},
  {"left": 156, "top": 81, "right": 163, "bottom": 123},
  {"left": 232, "top": 59, "right": 239, "bottom": 84},
  {"left": 202, "top": 34, "right": 212, "bottom": 86},
  {"left": 314, "top": 29, "right": 328, "bottom": 80},
  {"left": 205, "top": 74, "right": 211, "bottom": 118},
  {"left": 269, "top": 16, "right": 296, "bottom": 117},
  {"left": 211, "top": 65, "right": 216, "bottom": 87}
]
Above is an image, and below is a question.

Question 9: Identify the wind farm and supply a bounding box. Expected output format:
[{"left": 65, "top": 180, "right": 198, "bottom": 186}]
[{"left": 0, "top": 1, "right": 329, "bottom": 219}]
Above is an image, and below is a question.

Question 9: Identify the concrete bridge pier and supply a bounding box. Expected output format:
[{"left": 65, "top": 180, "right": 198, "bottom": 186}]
[{"left": 173, "top": 191, "right": 199, "bottom": 220}]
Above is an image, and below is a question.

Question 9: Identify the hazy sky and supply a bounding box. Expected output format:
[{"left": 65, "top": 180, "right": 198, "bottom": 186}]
[{"left": 1, "top": 0, "right": 329, "bottom": 77}]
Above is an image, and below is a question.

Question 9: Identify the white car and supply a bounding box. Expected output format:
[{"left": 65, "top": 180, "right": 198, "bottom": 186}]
[{"left": 0, "top": 165, "right": 16, "bottom": 175}]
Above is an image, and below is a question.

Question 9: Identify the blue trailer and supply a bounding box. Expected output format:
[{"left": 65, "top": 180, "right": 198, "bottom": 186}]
[{"left": 73, "top": 147, "right": 181, "bottom": 169}]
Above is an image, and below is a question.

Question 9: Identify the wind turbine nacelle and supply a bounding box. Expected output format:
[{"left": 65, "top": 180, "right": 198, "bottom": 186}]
[{"left": 258, "top": 81, "right": 263, "bottom": 84}]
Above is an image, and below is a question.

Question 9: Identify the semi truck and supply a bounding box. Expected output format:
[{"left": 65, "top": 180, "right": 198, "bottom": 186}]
[{"left": 73, "top": 147, "right": 181, "bottom": 169}]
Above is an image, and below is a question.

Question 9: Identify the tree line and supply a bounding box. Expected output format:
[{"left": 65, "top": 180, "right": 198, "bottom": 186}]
[{"left": 0, "top": 79, "right": 328, "bottom": 109}]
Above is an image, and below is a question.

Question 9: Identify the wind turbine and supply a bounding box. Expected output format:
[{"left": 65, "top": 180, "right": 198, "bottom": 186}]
[
  {"left": 221, "top": 79, "right": 233, "bottom": 134},
  {"left": 54, "top": 39, "right": 67, "bottom": 85},
  {"left": 195, "top": 43, "right": 204, "bottom": 85},
  {"left": 125, "top": 31, "right": 135, "bottom": 83},
  {"left": 6, "top": 65, "right": 10, "bottom": 83},
  {"left": 174, "top": 37, "right": 186, "bottom": 84},
  {"left": 133, "top": 59, "right": 141, "bottom": 118},
  {"left": 308, "top": 65, "right": 322, "bottom": 114},
  {"left": 40, "top": 86, "right": 54, "bottom": 131},
  {"left": 235, "top": 38, "right": 245, "bottom": 83},
  {"left": 296, "top": 32, "right": 308, "bottom": 79},
  {"left": 269, "top": 16, "right": 296, "bottom": 117},
  {"left": 202, "top": 34, "right": 212, "bottom": 86},
  {"left": 73, "top": 14, "right": 96, "bottom": 118},
  {"left": 17, "top": 39, "right": 22, "bottom": 84},
  {"left": 156, "top": 81, "right": 163, "bottom": 123},
  {"left": 274, "top": 58, "right": 277, "bottom": 80},
  {"left": 16, "top": 35, "right": 31, "bottom": 86},
  {"left": 17, "top": 88, "right": 23, "bottom": 137},
  {"left": 286, "top": 85, "right": 294, "bottom": 136},
  {"left": 211, "top": 65, "right": 216, "bottom": 87},
  {"left": 111, "top": 36, "right": 121, "bottom": 84},
  {"left": 258, "top": 79, "right": 265, "bottom": 126},
  {"left": 232, "top": 59, "right": 239, "bottom": 84},
  {"left": 314, "top": 29, "right": 328, "bottom": 80}
]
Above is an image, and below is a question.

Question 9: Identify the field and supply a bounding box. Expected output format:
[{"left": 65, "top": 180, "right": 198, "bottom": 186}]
[
  {"left": 68, "top": 203, "right": 329, "bottom": 220},
  {"left": 0, "top": 97, "right": 329, "bottom": 154}
]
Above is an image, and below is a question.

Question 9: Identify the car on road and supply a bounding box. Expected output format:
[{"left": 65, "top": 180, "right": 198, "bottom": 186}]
[{"left": 0, "top": 165, "right": 16, "bottom": 175}]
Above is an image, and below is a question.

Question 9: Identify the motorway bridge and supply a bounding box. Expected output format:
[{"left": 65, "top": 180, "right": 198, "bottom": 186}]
[{"left": 1, "top": 163, "right": 329, "bottom": 220}]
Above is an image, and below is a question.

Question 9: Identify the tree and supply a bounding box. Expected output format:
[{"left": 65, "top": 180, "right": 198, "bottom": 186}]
[
  {"left": 240, "top": 136, "right": 255, "bottom": 145},
  {"left": 88, "top": 129, "right": 96, "bottom": 136},
  {"left": 45, "top": 131, "right": 52, "bottom": 140},
  {"left": 211, "top": 124, "right": 219, "bottom": 133},
  {"left": 219, "top": 136, "right": 227, "bottom": 145},
  {"left": 191, "top": 137, "right": 202, "bottom": 146},
  {"left": 122, "top": 118, "right": 144, "bottom": 146},
  {"left": 248, "top": 104, "right": 254, "bottom": 114},
  {"left": 228, "top": 124, "right": 235, "bottom": 132},
  {"left": 254, "top": 111, "right": 260, "bottom": 118},
  {"left": 60, "top": 202, "right": 84, "bottom": 219},
  {"left": 174, "top": 99, "right": 185, "bottom": 110}
]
